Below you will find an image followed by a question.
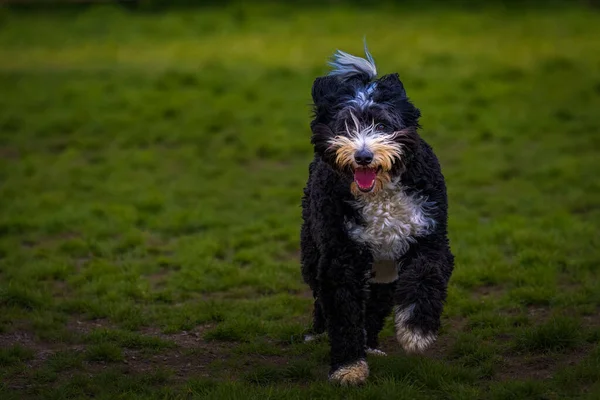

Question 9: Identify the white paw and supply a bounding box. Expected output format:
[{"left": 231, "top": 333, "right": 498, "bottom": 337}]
[
  {"left": 394, "top": 305, "right": 436, "bottom": 353},
  {"left": 366, "top": 347, "right": 387, "bottom": 356},
  {"left": 396, "top": 326, "right": 436, "bottom": 353},
  {"left": 329, "top": 359, "right": 369, "bottom": 386}
]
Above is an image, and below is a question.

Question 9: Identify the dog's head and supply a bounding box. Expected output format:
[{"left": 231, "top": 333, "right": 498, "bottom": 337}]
[{"left": 310, "top": 44, "right": 420, "bottom": 196}]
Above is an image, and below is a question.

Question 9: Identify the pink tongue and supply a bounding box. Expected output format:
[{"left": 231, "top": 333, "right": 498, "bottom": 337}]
[{"left": 354, "top": 168, "right": 377, "bottom": 189}]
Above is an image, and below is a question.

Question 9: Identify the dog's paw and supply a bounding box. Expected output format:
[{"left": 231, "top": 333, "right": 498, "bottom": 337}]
[
  {"left": 329, "top": 360, "right": 369, "bottom": 386},
  {"left": 366, "top": 347, "right": 387, "bottom": 356},
  {"left": 394, "top": 305, "right": 436, "bottom": 353},
  {"left": 396, "top": 326, "right": 436, "bottom": 354}
]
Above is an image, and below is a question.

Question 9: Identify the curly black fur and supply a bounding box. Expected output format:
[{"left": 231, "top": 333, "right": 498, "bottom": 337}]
[{"left": 300, "top": 46, "right": 454, "bottom": 381}]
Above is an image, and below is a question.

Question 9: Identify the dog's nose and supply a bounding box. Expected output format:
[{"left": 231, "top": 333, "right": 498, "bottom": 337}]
[{"left": 354, "top": 149, "right": 374, "bottom": 166}]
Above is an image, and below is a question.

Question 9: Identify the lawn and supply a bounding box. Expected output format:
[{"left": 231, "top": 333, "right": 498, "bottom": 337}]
[{"left": 1, "top": 2, "right": 600, "bottom": 399}]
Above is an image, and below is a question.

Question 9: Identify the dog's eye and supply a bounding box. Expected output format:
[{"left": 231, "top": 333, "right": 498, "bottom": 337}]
[{"left": 375, "top": 123, "right": 388, "bottom": 132}]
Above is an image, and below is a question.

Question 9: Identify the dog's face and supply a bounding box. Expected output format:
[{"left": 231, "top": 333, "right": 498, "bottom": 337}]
[{"left": 310, "top": 51, "right": 420, "bottom": 196}]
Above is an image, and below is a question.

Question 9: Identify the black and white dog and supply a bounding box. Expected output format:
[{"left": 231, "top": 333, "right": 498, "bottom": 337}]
[{"left": 300, "top": 44, "right": 454, "bottom": 385}]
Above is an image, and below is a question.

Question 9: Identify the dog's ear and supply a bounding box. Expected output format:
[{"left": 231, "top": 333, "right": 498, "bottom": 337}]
[
  {"left": 310, "top": 122, "right": 335, "bottom": 156},
  {"left": 374, "top": 73, "right": 421, "bottom": 127},
  {"left": 374, "top": 73, "right": 407, "bottom": 100},
  {"left": 311, "top": 76, "right": 340, "bottom": 125},
  {"left": 311, "top": 76, "right": 338, "bottom": 106}
]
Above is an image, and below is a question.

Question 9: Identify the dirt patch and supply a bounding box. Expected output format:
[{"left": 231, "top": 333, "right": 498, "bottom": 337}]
[
  {"left": 65, "top": 317, "right": 116, "bottom": 335},
  {"left": 118, "top": 326, "right": 301, "bottom": 381},
  {"left": 496, "top": 346, "right": 590, "bottom": 382},
  {"left": 0, "top": 317, "right": 118, "bottom": 370},
  {"left": 51, "top": 280, "right": 73, "bottom": 299},
  {"left": 582, "top": 313, "right": 600, "bottom": 328},
  {"left": 492, "top": 307, "right": 599, "bottom": 382},
  {"left": 139, "top": 324, "right": 215, "bottom": 348},
  {"left": 472, "top": 284, "right": 507, "bottom": 299},
  {"left": 0, "top": 329, "right": 85, "bottom": 370},
  {"left": 145, "top": 268, "right": 171, "bottom": 289},
  {"left": 121, "top": 346, "right": 221, "bottom": 381},
  {"left": 20, "top": 232, "right": 80, "bottom": 249},
  {"left": 116, "top": 324, "right": 235, "bottom": 381},
  {"left": 74, "top": 257, "right": 91, "bottom": 272},
  {"left": 1, "top": 320, "right": 237, "bottom": 387},
  {"left": 426, "top": 317, "right": 468, "bottom": 360},
  {"left": 526, "top": 306, "right": 552, "bottom": 320},
  {"left": 0, "top": 146, "right": 20, "bottom": 160}
]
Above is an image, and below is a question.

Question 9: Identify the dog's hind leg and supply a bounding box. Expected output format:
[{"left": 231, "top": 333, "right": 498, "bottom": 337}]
[
  {"left": 365, "top": 282, "right": 394, "bottom": 354},
  {"left": 304, "top": 297, "right": 327, "bottom": 342}
]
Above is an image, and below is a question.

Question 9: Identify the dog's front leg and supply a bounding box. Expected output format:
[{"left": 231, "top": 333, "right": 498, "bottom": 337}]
[
  {"left": 318, "top": 249, "right": 372, "bottom": 386},
  {"left": 393, "top": 240, "right": 453, "bottom": 354}
]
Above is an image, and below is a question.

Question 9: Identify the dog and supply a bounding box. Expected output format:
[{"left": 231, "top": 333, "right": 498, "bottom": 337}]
[{"left": 300, "top": 43, "right": 454, "bottom": 385}]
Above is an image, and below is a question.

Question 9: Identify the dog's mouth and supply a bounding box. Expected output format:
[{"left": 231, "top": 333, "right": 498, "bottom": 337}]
[{"left": 354, "top": 167, "right": 379, "bottom": 192}]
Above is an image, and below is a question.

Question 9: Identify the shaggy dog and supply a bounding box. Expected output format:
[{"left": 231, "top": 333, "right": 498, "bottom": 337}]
[{"left": 300, "top": 44, "right": 454, "bottom": 385}]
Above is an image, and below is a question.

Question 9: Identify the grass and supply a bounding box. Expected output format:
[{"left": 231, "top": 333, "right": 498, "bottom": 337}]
[
  {"left": 84, "top": 343, "right": 124, "bottom": 362},
  {"left": 0, "top": 1, "right": 599, "bottom": 399},
  {"left": 0, "top": 345, "right": 35, "bottom": 367},
  {"left": 514, "top": 317, "right": 582, "bottom": 353}
]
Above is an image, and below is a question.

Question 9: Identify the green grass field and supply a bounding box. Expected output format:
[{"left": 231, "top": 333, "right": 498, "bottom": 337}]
[{"left": 1, "top": 2, "right": 600, "bottom": 398}]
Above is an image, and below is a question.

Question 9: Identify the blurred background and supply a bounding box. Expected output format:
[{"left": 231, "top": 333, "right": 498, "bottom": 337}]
[{"left": 1, "top": 0, "right": 599, "bottom": 398}]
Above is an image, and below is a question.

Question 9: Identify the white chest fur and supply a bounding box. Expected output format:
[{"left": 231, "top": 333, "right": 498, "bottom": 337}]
[{"left": 345, "top": 184, "right": 436, "bottom": 281}]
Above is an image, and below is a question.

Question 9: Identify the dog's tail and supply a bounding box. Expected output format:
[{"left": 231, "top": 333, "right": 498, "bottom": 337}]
[{"left": 328, "top": 39, "right": 377, "bottom": 82}]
